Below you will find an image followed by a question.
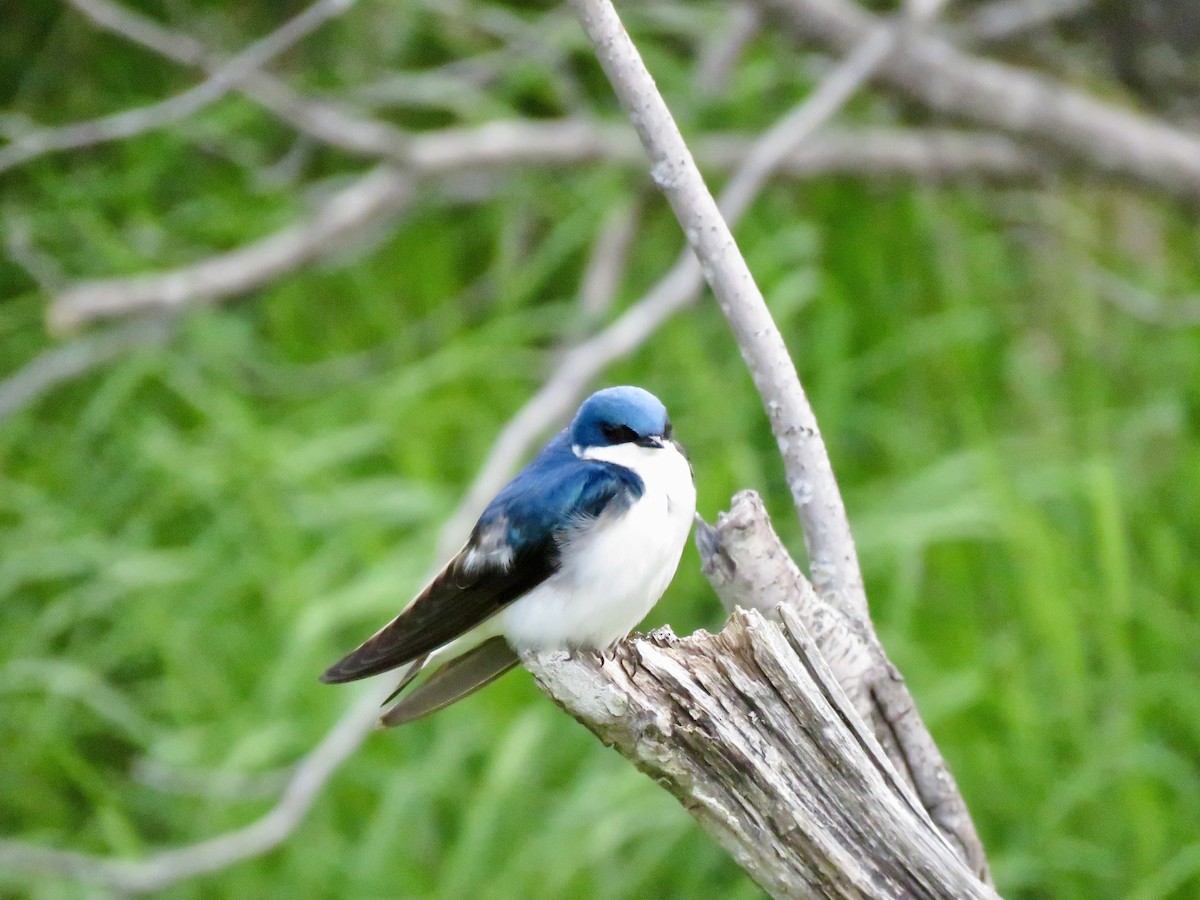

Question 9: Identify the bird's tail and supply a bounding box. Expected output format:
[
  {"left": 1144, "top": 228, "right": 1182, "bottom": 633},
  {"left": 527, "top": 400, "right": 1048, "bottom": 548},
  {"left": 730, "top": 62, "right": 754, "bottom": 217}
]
[{"left": 378, "top": 636, "right": 519, "bottom": 727}]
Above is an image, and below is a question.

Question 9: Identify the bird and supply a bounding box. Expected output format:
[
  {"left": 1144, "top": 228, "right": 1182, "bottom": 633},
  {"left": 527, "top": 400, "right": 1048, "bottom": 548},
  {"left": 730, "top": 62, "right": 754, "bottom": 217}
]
[{"left": 320, "top": 385, "right": 696, "bottom": 727}]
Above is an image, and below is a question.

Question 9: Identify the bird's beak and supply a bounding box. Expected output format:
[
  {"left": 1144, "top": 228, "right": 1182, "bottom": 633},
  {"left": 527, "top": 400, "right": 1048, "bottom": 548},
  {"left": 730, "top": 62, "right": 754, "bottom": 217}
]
[{"left": 637, "top": 435, "right": 665, "bottom": 449}]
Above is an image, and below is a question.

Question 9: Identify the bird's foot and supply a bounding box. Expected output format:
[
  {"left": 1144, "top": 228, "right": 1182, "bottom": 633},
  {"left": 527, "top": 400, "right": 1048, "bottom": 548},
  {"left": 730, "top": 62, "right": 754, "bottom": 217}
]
[{"left": 619, "top": 652, "right": 639, "bottom": 680}]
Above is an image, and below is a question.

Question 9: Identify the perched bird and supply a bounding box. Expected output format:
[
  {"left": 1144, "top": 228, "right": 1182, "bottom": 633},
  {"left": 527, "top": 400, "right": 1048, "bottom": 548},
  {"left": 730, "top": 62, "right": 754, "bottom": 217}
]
[{"left": 321, "top": 386, "right": 696, "bottom": 726}]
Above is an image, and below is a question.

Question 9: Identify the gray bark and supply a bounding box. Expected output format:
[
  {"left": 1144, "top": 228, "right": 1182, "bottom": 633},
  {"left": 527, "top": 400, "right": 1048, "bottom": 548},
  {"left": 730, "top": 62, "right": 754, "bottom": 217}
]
[
  {"left": 697, "top": 492, "right": 991, "bottom": 882},
  {"left": 526, "top": 611, "right": 993, "bottom": 899}
]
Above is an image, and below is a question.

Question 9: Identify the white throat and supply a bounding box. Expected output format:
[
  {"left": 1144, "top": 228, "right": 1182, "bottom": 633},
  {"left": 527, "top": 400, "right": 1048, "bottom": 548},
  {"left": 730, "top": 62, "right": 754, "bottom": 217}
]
[
  {"left": 497, "top": 437, "right": 696, "bottom": 651},
  {"left": 576, "top": 441, "right": 687, "bottom": 495}
]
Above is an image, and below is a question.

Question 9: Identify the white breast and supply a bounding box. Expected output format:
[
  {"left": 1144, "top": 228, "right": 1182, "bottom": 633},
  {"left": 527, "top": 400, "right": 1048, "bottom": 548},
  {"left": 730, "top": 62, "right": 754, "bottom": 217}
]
[{"left": 500, "top": 441, "right": 696, "bottom": 650}]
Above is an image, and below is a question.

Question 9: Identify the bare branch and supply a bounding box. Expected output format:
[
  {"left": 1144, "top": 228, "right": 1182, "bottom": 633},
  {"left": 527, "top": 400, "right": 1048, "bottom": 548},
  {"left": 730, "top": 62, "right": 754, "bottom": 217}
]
[
  {"left": 757, "top": 0, "right": 1200, "bottom": 200},
  {"left": 0, "top": 0, "right": 358, "bottom": 175},
  {"left": 568, "top": 0, "right": 886, "bottom": 621},
  {"left": 375, "top": 2, "right": 587, "bottom": 110},
  {"left": 1089, "top": 267, "right": 1200, "bottom": 328},
  {"left": 558, "top": 0, "right": 992, "bottom": 885},
  {"left": 577, "top": 198, "right": 642, "bottom": 322},
  {"left": 961, "top": 0, "right": 1092, "bottom": 43},
  {"left": 67, "top": 0, "right": 413, "bottom": 160},
  {"left": 693, "top": 4, "right": 762, "bottom": 97},
  {"left": 44, "top": 0, "right": 1048, "bottom": 334},
  {"left": 48, "top": 167, "right": 414, "bottom": 333},
  {"left": 402, "top": 119, "right": 1048, "bottom": 183},
  {"left": 67, "top": 0, "right": 209, "bottom": 63},
  {"left": 131, "top": 758, "right": 291, "bottom": 801},
  {"left": 524, "top": 607, "right": 997, "bottom": 899},
  {"left": 436, "top": 34, "right": 903, "bottom": 549},
  {"left": 718, "top": 126, "right": 1046, "bottom": 181},
  {"left": 0, "top": 316, "right": 174, "bottom": 422},
  {"left": 66, "top": 0, "right": 1057, "bottom": 184},
  {"left": 0, "top": 681, "right": 392, "bottom": 893},
  {"left": 6, "top": 214, "right": 69, "bottom": 293},
  {"left": 45, "top": 123, "right": 1045, "bottom": 333}
]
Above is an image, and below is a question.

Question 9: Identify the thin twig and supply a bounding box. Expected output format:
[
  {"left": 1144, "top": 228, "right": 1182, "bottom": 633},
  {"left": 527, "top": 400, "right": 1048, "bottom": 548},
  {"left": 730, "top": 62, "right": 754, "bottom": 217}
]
[
  {"left": 48, "top": 167, "right": 414, "bottom": 332},
  {"left": 577, "top": 197, "right": 642, "bottom": 322},
  {"left": 0, "top": 682, "right": 391, "bottom": 893},
  {"left": 67, "top": 0, "right": 412, "bottom": 160},
  {"left": 6, "top": 213, "right": 69, "bottom": 293},
  {"left": 0, "top": 0, "right": 358, "bottom": 175},
  {"left": 131, "top": 758, "right": 292, "bottom": 801},
  {"left": 67, "top": 0, "right": 210, "bottom": 62},
  {"left": 0, "top": 317, "right": 175, "bottom": 422},
  {"left": 961, "top": 0, "right": 1092, "bottom": 43},
  {"left": 1089, "top": 268, "right": 1200, "bottom": 328},
  {"left": 704, "top": 126, "right": 1046, "bottom": 181},
  {"left": 65, "top": 0, "right": 1056, "bottom": 186},
  {"left": 692, "top": 4, "right": 762, "bottom": 97}
]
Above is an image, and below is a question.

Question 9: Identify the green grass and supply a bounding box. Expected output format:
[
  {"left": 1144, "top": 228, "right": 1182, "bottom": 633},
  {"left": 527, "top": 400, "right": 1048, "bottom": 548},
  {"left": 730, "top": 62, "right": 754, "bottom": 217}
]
[{"left": 3, "top": 2, "right": 1200, "bottom": 897}]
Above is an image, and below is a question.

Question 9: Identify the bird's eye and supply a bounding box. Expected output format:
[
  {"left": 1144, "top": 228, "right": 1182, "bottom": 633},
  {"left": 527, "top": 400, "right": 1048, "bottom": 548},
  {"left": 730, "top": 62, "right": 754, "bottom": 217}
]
[{"left": 601, "top": 423, "right": 639, "bottom": 444}]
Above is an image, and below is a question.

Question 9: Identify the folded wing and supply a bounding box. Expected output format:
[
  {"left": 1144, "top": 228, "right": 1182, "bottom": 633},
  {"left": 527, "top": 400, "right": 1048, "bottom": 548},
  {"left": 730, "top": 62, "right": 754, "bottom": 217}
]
[{"left": 319, "top": 436, "right": 642, "bottom": 684}]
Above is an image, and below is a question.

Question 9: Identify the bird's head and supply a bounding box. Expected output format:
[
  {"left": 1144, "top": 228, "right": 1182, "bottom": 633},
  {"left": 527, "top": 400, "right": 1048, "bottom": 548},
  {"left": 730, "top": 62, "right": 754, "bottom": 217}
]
[{"left": 570, "top": 386, "right": 674, "bottom": 451}]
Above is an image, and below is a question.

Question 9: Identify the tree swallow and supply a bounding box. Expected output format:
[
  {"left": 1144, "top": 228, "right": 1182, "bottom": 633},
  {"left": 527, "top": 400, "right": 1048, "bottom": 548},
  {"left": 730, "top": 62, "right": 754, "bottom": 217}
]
[{"left": 321, "top": 386, "right": 696, "bottom": 726}]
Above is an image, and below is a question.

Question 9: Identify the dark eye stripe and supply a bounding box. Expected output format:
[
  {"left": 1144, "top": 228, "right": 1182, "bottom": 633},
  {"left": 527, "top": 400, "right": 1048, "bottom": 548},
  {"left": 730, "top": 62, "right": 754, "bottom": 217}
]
[{"left": 601, "top": 423, "right": 639, "bottom": 444}]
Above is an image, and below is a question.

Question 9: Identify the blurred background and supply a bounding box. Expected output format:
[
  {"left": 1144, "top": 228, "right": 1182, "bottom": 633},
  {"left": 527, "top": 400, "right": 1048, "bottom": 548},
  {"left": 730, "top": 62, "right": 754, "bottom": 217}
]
[{"left": 2, "top": 0, "right": 1199, "bottom": 897}]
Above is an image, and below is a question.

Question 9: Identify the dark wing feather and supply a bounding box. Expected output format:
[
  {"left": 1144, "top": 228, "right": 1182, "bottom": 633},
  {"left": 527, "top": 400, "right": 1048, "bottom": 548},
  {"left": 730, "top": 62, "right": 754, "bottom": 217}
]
[
  {"left": 319, "top": 433, "right": 642, "bottom": 685},
  {"left": 378, "top": 637, "right": 519, "bottom": 727},
  {"left": 318, "top": 546, "right": 552, "bottom": 684}
]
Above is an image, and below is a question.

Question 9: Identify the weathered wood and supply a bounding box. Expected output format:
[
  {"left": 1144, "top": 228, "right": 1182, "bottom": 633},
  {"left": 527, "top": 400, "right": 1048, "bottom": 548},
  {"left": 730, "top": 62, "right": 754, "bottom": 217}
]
[
  {"left": 525, "top": 608, "right": 996, "bottom": 899},
  {"left": 525, "top": 491, "right": 996, "bottom": 897},
  {"left": 697, "top": 491, "right": 991, "bottom": 882}
]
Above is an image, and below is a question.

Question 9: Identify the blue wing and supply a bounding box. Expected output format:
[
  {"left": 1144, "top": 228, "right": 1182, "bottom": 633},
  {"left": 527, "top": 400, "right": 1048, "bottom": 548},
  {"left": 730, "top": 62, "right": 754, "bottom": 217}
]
[
  {"left": 320, "top": 432, "right": 643, "bottom": 683},
  {"left": 479, "top": 431, "right": 644, "bottom": 550}
]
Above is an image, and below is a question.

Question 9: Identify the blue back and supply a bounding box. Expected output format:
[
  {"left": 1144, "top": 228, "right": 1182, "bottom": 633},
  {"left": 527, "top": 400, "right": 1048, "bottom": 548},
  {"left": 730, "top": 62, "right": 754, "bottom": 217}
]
[{"left": 476, "top": 430, "right": 644, "bottom": 552}]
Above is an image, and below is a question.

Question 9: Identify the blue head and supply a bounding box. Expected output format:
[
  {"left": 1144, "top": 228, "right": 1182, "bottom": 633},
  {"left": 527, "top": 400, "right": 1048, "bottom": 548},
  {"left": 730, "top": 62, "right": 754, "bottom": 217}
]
[{"left": 570, "top": 386, "right": 673, "bottom": 450}]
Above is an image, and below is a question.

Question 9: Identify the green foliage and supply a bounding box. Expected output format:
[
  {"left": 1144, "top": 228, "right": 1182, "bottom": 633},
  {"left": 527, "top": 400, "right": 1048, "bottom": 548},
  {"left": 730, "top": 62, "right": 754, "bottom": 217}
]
[{"left": 3, "top": 2, "right": 1200, "bottom": 898}]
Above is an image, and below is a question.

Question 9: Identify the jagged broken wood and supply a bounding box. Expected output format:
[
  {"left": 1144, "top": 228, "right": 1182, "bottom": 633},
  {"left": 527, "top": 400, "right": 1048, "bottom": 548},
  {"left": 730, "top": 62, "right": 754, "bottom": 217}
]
[
  {"left": 528, "top": 614, "right": 979, "bottom": 898},
  {"left": 695, "top": 491, "right": 990, "bottom": 882},
  {"left": 526, "top": 493, "right": 995, "bottom": 898}
]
